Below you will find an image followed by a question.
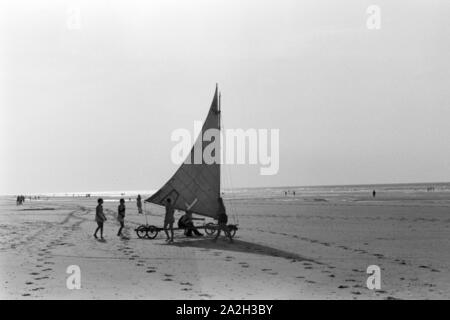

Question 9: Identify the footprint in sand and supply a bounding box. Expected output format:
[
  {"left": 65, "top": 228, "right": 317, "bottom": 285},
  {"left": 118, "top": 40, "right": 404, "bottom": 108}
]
[
  {"left": 22, "top": 293, "right": 31, "bottom": 297},
  {"left": 31, "top": 287, "right": 44, "bottom": 291},
  {"left": 25, "top": 281, "right": 34, "bottom": 285},
  {"left": 30, "top": 272, "right": 39, "bottom": 276},
  {"left": 338, "top": 285, "right": 349, "bottom": 289},
  {"left": 42, "top": 268, "right": 52, "bottom": 272},
  {"left": 199, "top": 294, "right": 212, "bottom": 298},
  {"left": 146, "top": 270, "right": 156, "bottom": 273}
]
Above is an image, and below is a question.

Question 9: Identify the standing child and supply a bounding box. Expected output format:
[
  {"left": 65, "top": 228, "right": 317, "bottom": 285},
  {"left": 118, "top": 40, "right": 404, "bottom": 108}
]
[
  {"left": 94, "top": 198, "right": 107, "bottom": 239},
  {"left": 213, "top": 197, "right": 233, "bottom": 243},
  {"left": 117, "top": 198, "right": 126, "bottom": 237}
]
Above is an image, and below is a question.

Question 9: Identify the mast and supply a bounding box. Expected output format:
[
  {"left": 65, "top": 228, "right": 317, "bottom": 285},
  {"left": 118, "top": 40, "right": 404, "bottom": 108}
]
[{"left": 218, "top": 88, "right": 221, "bottom": 197}]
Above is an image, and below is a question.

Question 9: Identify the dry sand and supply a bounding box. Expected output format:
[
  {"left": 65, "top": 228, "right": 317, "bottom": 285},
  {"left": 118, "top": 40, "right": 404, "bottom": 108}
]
[{"left": 0, "top": 193, "right": 449, "bottom": 299}]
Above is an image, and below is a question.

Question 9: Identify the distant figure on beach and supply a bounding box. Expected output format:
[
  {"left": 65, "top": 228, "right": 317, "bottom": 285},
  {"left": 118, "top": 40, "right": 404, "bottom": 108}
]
[
  {"left": 213, "top": 197, "right": 233, "bottom": 243},
  {"left": 284, "top": 191, "right": 287, "bottom": 196},
  {"left": 293, "top": 191, "right": 296, "bottom": 196},
  {"left": 16, "top": 196, "right": 21, "bottom": 205},
  {"left": 94, "top": 198, "right": 107, "bottom": 240},
  {"left": 136, "top": 195, "right": 143, "bottom": 214},
  {"left": 164, "top": 198, "right": 175, "bottom": 243},
  {"left": 372, "top": 190, "right": 376, "bottom": 198},
  {"left": 117, "top": 198, "right": 126, "bottom": 237},
  {"left": 178, "top": 210, "right": 203, "bottom": 237}
]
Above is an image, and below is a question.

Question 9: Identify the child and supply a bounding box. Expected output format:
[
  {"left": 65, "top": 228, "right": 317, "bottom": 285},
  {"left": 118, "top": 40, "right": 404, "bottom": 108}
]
[
  {"left": 117, "top": 198, "right": 126, "bottom": 237},
  {"left": 94, "top": 198, "right": 107, "bottom": 239},
  {"left": 213, "top": 197, "right": 233, "bottom": 243}
]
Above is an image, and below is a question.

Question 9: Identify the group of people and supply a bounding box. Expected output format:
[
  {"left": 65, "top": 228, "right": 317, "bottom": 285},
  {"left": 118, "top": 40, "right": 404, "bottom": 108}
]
[
  {"left": 16, "top": 195, "right": 26, "bottom": 205},
  {"left": 162, "top": 197, "right": 233, "bottom": 243},
  {"left": 94, "top": 195, "right": 142, "bottom": 240},
  {"left": 94, "top": 194, "right": 233, "bottom": 243},
  {"left": 16, "top": 195, "right": 42, "bottom": 205},
  {"left": 284, "top": 190, "right": 296, "bottom": 196}
]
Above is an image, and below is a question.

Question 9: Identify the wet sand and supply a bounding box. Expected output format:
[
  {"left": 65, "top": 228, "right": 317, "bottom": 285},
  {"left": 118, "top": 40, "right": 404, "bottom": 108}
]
[{"left": 0, "top": 193, "right": 449, "bottom": 299}]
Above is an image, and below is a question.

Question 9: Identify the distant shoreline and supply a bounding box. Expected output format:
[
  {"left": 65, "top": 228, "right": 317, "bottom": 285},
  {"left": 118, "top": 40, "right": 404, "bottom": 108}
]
[{"left": 2, "top": 181, "right": 450, "bottom": 197}]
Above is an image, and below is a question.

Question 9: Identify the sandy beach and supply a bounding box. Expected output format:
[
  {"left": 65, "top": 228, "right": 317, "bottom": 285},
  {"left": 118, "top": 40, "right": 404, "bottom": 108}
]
[{"left": 0, "top": 190, "right": 449, "bottom": 300}]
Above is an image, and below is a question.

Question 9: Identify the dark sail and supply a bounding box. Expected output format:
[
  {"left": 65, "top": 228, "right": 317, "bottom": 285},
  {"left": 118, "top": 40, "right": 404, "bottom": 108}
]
[{"left": 145, "top": 85, "right": 221, "bottom": 219}]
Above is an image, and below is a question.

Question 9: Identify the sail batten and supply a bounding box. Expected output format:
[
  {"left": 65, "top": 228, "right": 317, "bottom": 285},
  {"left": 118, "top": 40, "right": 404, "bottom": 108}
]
[{"left": 145, "top": 86, "right": 221, "bottom": 219}]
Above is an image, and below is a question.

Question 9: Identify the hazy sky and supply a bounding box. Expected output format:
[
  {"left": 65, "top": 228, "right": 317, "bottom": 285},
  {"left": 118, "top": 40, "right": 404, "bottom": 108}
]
[{"left": 1, "top": 0, "right": 449, "bottom": 194}]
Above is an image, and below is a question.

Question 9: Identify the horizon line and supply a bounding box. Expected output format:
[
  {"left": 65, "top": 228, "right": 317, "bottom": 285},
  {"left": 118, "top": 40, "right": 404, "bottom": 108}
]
[{"left": 2, "top": 180, "right": 449, "bottom": 196}]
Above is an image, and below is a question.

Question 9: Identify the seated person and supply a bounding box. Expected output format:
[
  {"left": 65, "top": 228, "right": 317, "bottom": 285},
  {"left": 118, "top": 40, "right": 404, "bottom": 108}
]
[{"left": 178, "top": 211, "right": 203, "bottom": 237}]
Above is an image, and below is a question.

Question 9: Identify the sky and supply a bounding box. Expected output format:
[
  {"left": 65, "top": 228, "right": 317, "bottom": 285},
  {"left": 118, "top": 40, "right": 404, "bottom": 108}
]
[{"left": 1, "top": 0, "right": 449, "bottom": 194}]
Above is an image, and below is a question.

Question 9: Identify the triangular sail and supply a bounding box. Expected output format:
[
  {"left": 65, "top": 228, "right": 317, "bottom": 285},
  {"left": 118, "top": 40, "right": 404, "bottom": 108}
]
[{"left": 145, "top": 85, "right": 221, "bottom": 219}]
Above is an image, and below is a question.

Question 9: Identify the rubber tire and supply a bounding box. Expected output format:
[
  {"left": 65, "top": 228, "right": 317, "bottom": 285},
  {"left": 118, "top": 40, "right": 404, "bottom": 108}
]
[
  {"left": 136, "top": 225, "right": 147, "bottom": 239},
  {"left": 146, "top": 226, "right": 159, "bottom": 239},
  {"left": 205, "top": 223, "right": 217, "bottom": 236}
]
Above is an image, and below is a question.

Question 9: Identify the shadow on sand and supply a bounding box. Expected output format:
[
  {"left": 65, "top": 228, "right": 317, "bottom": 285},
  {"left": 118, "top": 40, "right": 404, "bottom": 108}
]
[{"left": 163, "top": 237, "right": 318, "bottom": 263}]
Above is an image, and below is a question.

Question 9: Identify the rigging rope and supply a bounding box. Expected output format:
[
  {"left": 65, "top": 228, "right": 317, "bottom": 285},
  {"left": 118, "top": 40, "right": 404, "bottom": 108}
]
[{"left": 220, "top": 112, "right": 239, "bottom": 225}]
